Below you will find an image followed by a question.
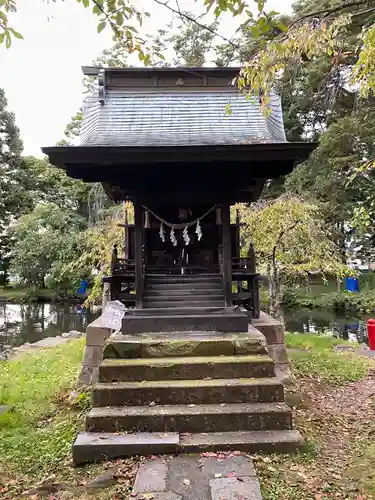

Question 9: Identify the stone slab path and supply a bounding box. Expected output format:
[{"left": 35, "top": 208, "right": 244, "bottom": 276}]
[{"left": 132, "top": 453, "right": 263, "bottom": 500}]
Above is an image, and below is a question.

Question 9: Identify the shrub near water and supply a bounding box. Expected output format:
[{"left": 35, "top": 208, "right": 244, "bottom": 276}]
[{"left": 282, "top": 288, "right": 375, "bottom": 314}]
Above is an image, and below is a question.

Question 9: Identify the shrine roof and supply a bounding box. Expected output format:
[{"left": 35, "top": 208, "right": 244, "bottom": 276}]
[
  {"left": 42, "top": 67, "right": 316, "bottom": 201},
  {"left": 78, "top": 66, "right": 286, "bottom": 147}
]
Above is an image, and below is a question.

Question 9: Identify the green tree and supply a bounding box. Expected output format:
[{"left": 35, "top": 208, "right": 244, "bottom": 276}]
[
  {"left": 286, "top": 108, "right": 375, "bottom": 258},
  {"left": 169, "top": 15, "right": 219, "bottom": 66},
  {"left": 19, "top": 156, "right": 92, "bottom": 219},
  {"left": 0, "top": 87, "right": 23, "bottom": 284},
  {"left": 236, "top": 196, "right": 350, "bottom": 317},
  {"left": 9, "top": 203, "right": 85, "bottom": 289},
  {"left": 64, "top": 203, "right": 131, "bottom": 305}
]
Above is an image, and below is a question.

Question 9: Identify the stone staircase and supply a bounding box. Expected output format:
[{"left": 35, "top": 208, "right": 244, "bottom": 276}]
[
  {"left": 73, "top": 329, "right": 304, "bottom": 464},
  {"left": 144, "top": 273, "right": 225, "bottom": 309},
  {"left": 122, "top": 273, "right": 249, "bottom": 333}
]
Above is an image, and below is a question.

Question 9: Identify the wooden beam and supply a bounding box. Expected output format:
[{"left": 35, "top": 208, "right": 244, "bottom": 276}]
[
  {"left": 222, "top": 203, "right": 232, "bottom": 307},
  {"left": 134, "top": 202, "right": 144, "bottom": 309},
  {"left": 124, "top": 206, "right": 129, "bottom": 260}
]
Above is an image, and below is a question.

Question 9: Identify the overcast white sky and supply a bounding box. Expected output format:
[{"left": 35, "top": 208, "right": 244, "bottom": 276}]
[{"left": 0, "top": 0, "right": 292, "bottom": 156}]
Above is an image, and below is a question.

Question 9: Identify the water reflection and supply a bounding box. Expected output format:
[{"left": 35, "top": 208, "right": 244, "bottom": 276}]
[
  {"left": 0, "top": 302, "right": 100, "bottom": 350},
  {"left": 283, "top": 308, "right": 369, "bottom": 344}
]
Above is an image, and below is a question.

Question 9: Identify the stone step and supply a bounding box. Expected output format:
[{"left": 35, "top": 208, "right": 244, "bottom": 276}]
[
  {"left": 180, "top": 430, "right": 304, "bottom": 454},
  {"left": 146, "top": 282, "right": 224, "bottom": 290},
  {"left": 146, "top": 272, "right": 222, "bottom": 279},
  {"left": 72, "top": 430, "right": 304, "bottom": 465},
  {"left": 130, "top": 306, "right": 225, "bottom": 316},
  {"left": 92, "top": 377, "right": 284, "bottom": 407},
  {"left": 86, "top": 402, "right": 292, "bottom": 433},
  {"left": 122, "top": 310, "right": 249, "bottom": 334},
  {"left": 99, "top": 354, "right": 275, "bottom": 382},
  {"left": 146, "top": 277, "right": 223, "bottom": 285},
  {"left": 144, "top": 289, "right": 224, "bottom": 297},
  {"left": 73, "top": 431, "right": 180, "bottom": 465},
  {"left": 103, "top": 330, "right": 267, "bottom": 359},
  {"left": 144, "top": 301, "right": 225, "bottom": 309}
]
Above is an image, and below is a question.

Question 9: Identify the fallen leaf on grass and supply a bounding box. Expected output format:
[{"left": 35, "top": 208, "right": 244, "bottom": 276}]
[{"left": 330, "top": 472, "right": 342, "bottom": 480}]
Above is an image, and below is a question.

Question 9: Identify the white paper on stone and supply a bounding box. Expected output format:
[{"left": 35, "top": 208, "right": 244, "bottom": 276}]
[{"left": 98, "top": 300, "right": 127, "bottom": 330}]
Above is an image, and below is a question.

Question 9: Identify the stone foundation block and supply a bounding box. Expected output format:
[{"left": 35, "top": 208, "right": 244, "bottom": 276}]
[
  {"left": 252, "top": 311, "right": 285, "bottom": 345},
  {"left": 77, "top": 345, "right": 104, "bottom": 386},
  {"left": 266, "top": 344, "right": 289, "bottom": 365},
  {"left": 86, "top": 320, "right": 112, "bottom": 347},
  {"left": 77, "top": 318, "right": 112, "bottom": 387}
]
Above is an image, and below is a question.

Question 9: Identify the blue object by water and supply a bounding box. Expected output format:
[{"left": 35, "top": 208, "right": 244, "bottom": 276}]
[
  {"left": 345, "top": 277, "right": 360, "bottom": 292},
  {"left": 77, "top": 279, "right": 88, "bottom": 296}
]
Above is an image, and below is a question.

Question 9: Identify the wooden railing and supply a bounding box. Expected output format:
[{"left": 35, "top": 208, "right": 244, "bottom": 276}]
[
  {"left": 232, "top": 257, "right": 256, "bottom": 273},
  {"left": 111, "top": 258, "right": 136, "bottom": 276},
  {"left": 106, "top": 245, "right": 144, "bottom": 307}
]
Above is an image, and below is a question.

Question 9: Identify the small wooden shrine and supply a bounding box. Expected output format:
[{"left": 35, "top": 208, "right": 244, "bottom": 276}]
[{"left": 43, "top": 66, "right": 314, "bottom": 333}]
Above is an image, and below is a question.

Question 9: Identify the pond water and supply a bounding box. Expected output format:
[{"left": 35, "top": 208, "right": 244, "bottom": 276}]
[
  {"left": 0, "top": 302, "right": 370, "bottom": 352},
  {"left": 283, "top": 307, "right": 370, "bottom": 344},
  {"left": 0, "top": 302, "right": 100, "bottom": 352}
]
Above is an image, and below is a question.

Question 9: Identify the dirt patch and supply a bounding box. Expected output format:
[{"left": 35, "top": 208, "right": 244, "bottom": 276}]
[{"left": 256, "top": 369, "right": 375, "bottom": 499}]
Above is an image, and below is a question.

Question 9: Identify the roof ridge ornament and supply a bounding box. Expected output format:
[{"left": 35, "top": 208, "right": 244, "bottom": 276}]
[{"left": 98, "top": 69, "right": 107, "bottom": 105}]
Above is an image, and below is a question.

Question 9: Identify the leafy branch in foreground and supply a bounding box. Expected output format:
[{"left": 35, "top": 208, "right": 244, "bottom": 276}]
[{"left": 3, "top": 0, "right": 375, "bottom": 101}]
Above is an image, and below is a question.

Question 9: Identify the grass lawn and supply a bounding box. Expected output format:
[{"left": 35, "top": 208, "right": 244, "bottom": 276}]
[
  {"left": 0, "top": 339, "right": 137, "bottom": 499},
  {"left": 1, "top": 332, "right": 375, "bottom": 499}
]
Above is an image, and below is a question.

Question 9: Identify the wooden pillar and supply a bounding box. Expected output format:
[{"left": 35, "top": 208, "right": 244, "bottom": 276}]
[
  {"left": 124, "top": 205, "right": 129, "bottom": 260},
  {"left": 235, "top": 208, "right": 241, "bottom": 258},
  {"left": 222, "top": 203, "right": 232, "bottom": 307},
  {"left": 134, "top": 202, "right": 144, "bottom": 309}
]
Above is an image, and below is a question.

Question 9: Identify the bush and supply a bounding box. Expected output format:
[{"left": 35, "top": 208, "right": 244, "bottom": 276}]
[{"left": 281, "top": 288, "right": 375, "bottom": 314}]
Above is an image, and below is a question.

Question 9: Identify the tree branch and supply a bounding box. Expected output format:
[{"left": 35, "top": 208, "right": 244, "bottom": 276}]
[
  {"left": 152, "top": 0, "right": 242, "bottom": 53},
  {"left": 289, "top": 0, "right": 372, "bottom": 29},
  {"left": 91, "top": 0, "right": 123, "bottom": 39},
  {"left": 272, "top": 221, "right": 301, "bottom": 263},
  {"left": 352, "top": 6, "right": 375, "bottom": 18},
  {"left": 91, "top": 0, "right": 147, "bottom": 48}
]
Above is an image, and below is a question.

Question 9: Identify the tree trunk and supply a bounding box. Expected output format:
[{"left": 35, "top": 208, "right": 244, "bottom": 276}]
[
  {"left": 38, "top": 275, "right": 46, "bottom": 289},
  {"left": 268, "top": 263, "right": 282, "bottom": 320}
]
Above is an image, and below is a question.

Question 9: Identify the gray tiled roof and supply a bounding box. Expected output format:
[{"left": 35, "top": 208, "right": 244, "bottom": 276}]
[{"left": 80, "top": 89, "right": 286, "bottom": 147}]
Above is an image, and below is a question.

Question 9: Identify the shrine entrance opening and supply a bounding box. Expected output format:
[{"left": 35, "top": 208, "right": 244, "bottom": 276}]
[{"left": 143, "top": 204, "right": 220, "bottom": 275}]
